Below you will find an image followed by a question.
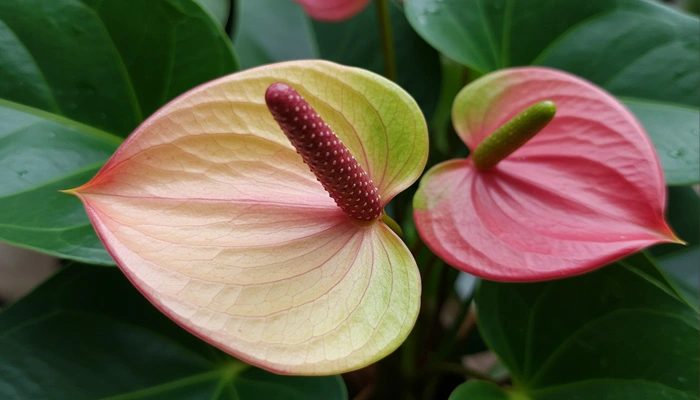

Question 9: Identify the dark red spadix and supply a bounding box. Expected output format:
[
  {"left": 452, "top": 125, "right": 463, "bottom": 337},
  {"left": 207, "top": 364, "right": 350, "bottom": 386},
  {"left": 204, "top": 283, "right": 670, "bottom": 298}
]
[{"left": 265, "top": 82, "right": 381, "bottom": 221}]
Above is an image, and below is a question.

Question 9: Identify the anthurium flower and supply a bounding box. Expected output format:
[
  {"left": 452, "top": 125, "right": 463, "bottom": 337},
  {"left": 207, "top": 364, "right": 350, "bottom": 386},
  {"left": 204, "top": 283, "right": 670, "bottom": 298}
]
[
  {"left": 294, "top": 0, "right": 371, "bottom": 22},
  {"left": 65, "top": 60, "right": 428, "bottom": 374},
  {"left": 414, "top": 67, "right": 679, "bottom": 282}
]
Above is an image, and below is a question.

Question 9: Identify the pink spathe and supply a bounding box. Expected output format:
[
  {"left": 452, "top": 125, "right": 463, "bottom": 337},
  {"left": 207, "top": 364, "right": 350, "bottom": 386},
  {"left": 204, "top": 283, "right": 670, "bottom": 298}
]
[{"left": 413, "top": 67, "right": 679, "bottom": 282}]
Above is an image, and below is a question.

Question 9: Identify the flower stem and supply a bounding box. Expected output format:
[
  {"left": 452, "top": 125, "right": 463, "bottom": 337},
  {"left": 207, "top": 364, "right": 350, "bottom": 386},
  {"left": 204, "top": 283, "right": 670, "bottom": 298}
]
[
  {"left": 472, "top": 100, "right": 556, "bottom": 169},
  {"left": 375, "top": 0, "right": 397, "bottom": 82}
]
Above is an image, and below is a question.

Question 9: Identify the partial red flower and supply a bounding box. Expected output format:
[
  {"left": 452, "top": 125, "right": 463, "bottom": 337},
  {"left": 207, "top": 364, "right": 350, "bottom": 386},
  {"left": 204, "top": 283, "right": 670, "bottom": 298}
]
[{"left": 294, "top": 0, "right": 371, "bottom": 22}]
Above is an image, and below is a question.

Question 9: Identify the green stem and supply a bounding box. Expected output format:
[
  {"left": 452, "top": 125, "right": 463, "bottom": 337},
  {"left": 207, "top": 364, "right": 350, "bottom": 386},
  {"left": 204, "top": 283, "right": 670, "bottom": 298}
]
[
  {"left": 375, "top": 0, "right": 397, "bottom": 82},
  {"left": 472, "top": 100, "right": 556, "bottom": 169}
]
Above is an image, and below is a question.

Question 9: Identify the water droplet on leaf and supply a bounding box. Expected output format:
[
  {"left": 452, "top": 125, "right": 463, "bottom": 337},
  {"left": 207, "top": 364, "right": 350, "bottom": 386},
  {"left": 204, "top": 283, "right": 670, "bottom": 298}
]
[{"left": 668, "top": 149, "right": 684, "bottom": 158}]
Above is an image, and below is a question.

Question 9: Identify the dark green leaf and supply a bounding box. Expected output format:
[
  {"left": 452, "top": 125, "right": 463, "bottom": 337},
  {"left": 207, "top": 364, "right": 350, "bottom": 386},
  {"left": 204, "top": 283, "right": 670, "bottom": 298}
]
[
  {"left": 657, "top": 247, "right": 700, "bottom": 307},
  {"left": 0, "top": 265, "right": 348, "bottom": 400},
  {"left": 405, "top": 0, "right": 700, "bottom": 185},
  {"left": 0, "top": 100, "right": 119, "bottom": 264},
  {"left": 475, "top": 259, "right": 699, "bottom": 399},
  {"left": 429, "top": 57, "right": 466, "bottom": 156},
  {"left": 449, "top": 381, "right": 510, "bottom": 400},
  {"left": 622, "top": 100, "right": 699, "bottom": 185},
  {"left": 195, "top": 0, "right": 231, "bottom": 27},
  {"left": 0, "top": 0, "right": 238, "bottom": 263}
]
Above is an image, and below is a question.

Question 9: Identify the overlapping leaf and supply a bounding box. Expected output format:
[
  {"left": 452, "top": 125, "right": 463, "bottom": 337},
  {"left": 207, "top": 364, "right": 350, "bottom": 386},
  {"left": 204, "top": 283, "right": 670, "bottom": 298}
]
[
  {"left": 455, "top": 255, "right": 698, "bottom": 400},
  {"left": 405, "top": 0, "right": 700, "bottom": 185},
  {"left": 69, "top": 60, "right": 428, "bottom": 374},
  {"left": 0, "top": 0, "right": 238, "bottom": 263},
  {"left": 0, "top": 265, "right": 348, "bottom": 399},
  {"left": 234, "top": 0, "right": 441, "bottom": 119}
]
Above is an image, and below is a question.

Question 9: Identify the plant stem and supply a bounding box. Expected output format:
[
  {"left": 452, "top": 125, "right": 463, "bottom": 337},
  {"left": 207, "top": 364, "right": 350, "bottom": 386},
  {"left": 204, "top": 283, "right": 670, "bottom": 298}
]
[{"left": 375, "top": 0, "right": 397, "bottom": 82}]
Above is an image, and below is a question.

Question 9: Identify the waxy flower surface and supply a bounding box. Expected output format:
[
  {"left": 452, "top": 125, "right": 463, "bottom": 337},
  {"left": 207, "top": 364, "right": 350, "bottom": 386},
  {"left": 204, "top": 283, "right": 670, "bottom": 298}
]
[
  {"left": 294, "top": 0, "right": 371, "bottom": 21},
  {"left": 414, "top": 67, "right": 678, "bottom": 282},
  {"left": 66, "top": 60, "right": 428, "bottom": 374}
]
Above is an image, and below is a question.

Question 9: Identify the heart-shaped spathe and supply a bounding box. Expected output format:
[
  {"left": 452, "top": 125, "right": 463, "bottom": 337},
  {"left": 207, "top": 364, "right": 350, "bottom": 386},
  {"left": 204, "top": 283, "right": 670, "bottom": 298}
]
[
  {"left": 68, "top": 60, "right": 428, "bottom": 374},
  {"left": 414, "top": 67, "right": 678, "bottom": 282}
]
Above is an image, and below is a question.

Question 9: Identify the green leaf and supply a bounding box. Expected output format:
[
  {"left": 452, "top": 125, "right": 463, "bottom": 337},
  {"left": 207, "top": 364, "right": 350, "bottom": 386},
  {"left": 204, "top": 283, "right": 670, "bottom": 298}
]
[
  {"left": 0, "top": 265, "right": 348, "bottom": 400},
  {"left": 476, "top": 258, "right": 699, "bottom": 400},
  {"left": 313, "top": 2, "right": 440, "bottom": 119},
  {"left": 621, "top": 100, "right": 699, "bottom": 185},
  {"left": 194, "top": 0, "right": 231, "bottom": 27},
  {"left": 405, "top": 0, "right": 700, "bottom": 185},
  {"left": 450, "top": 381, "right": 512, "bottom": 400},
  {"left": 429, "top": 57, "right": 467, "bottom": 156},
  {"left": 233, "top": 0, "right": 318, "bottom": 68},
  {"left": 0, "top": 0, "right": 238, "bottom": 263},
  {"left": 234, "top": 0, "right": 441, "bottom": 119}
]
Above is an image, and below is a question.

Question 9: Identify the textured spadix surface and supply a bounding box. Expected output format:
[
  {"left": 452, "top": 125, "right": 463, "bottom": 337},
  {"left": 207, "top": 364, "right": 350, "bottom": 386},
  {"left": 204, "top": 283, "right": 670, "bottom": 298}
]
[
  {"left": 414, "top": 67, "right": 677, "bottom": 282},
  {"left": 69, "top": 60, "right": 427, "bottom": 374}
]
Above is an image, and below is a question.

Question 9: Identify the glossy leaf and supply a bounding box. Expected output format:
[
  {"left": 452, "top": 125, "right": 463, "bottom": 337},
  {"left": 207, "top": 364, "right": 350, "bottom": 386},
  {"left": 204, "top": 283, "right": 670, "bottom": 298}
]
[
  {"left": 234, "top": 0, "right": 441, "bottom": 119},
  {"left": 622, "top": 100, "right": 699, "bottom": 185},
  {"left": 474, "top": 257, "right": 699, "bottom": 400},
  {"left": 295, "top": 0, "right": 372, "bottom": 22},
  {"left": 414, "top": 67, "right": 676, "bottom": 281},
  {"left": 0, "top": 0, "right": 238, "bottom": 263},
  {"left": 313, "top": 1, "right": 441, "bottom": 119},
  {"left": 405, "top": 0, "right": 700, "bottom": 185},
  {"left": 449, "top": 381, "right": 510, "bottom": 400},
  {"left": 195, "top": 0, "right": 231, "bottom": 27},
  {"left": 0, "top": 265, "right": 348, "bottom": 400},
  {"left": 234, "top": 0, "right": 318, "bottom": 69},
  {"left": 68, "top": 60, "right": 427, "bottom": 374},
  {"left": 0, "top": 102, "right": 120, "bottom": 264}
]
